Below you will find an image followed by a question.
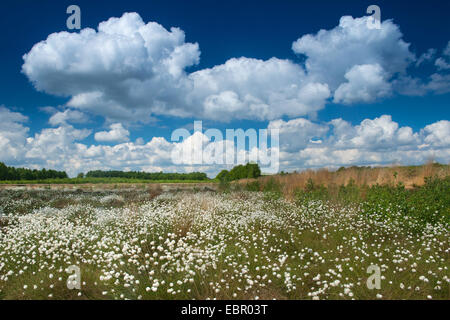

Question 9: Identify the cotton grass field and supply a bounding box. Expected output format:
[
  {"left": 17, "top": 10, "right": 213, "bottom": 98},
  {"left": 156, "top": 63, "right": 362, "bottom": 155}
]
[{"left": 0, "top": 184, "right": 448, "bottom": 300}]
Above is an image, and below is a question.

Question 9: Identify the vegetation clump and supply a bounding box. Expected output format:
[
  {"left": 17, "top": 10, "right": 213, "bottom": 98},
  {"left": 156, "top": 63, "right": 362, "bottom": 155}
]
[
  {"left": 0, "top": 162, "right": 68, "bottom": 181},
  {"left": 216, "top": 163, "right": 261, "bottom": 181},
  {"left": 85, "top": 170, "right": 208, "bottom": 181}
]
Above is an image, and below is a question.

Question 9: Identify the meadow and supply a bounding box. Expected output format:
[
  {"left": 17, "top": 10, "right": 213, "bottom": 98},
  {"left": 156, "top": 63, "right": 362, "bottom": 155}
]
[{"left": 0, "top": 174, "right": 448, "bottom": 300}]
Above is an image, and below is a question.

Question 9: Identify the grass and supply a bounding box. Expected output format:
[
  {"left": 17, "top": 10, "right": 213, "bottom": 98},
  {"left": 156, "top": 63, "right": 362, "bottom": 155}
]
[{"left": 0, "top": 177, "right": 448, "bottom": 300}]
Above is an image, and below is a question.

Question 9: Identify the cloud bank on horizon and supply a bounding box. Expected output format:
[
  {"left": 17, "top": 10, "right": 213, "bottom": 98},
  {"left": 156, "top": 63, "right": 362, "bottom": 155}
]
[
  {"left": 1, "top": 12, "right": 449, "bottom": 176},
  {"left": 1, "top": 104, "right": 449, "bottom": 177}
]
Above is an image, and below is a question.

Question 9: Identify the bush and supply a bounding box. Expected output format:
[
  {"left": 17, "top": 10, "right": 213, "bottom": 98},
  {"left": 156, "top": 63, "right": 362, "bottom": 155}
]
[
  {"left": 291, "top": 176, "right": 449, "bottom": 228},
  {"left": 245, "top": 181, "right": 261, "bottom": 192},
  {"left": 337, "top": 179, "right": 362, "bottom": 205},
  {"left": 261, "top": 178, "right": 283, "bottom": 200},
  {"left": 216, "top": 170, "right": 230, "bottom": 182},
  {"left": 362, "top": 176, "right": 450, "bottom": 226},
  {"left": 216, "top": 163, "right": 261, "bottom": 181},
  {"left": 295, "top": 178, "right": 329, "bottom": 205},
  {"left": 218, "top": 179, "right": 231, "bottom": 193}
]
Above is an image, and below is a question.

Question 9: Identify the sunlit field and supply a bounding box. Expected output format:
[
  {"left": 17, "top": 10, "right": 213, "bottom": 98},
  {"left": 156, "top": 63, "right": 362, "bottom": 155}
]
[{"left": 0, "top": 181, "right": 448, "bottom": 301}]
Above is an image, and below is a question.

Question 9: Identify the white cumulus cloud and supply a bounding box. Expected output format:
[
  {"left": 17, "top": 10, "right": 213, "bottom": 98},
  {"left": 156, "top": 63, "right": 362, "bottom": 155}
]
[
  {"left": 94, "top": 123, "right": 130, "bottom": 142},
  {"left": 0, "top": 106, "right": 449, "bottom": 176},
  {"left": 49, "top": 109, "right": 89, "bottom": 126},
  {"left": 292, "top": 16, "right": 414, "bottom": 91},
  {"left": 334, "top": 64, "right": 392, "bottom": 104},
  {"left": 21, "top": 13, "right": 450, "bottom": 122},
  {"left": 23, "top": 12, "right": 329, "bottom": 123}
]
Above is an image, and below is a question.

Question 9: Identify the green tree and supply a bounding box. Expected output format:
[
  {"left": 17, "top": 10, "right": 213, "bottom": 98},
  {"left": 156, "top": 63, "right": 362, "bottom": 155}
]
[
  {"left": 216, "top": 170, "right": 230, "bottom": 181},
  {"left": 221, "top": 163, "right": 261, "bottom": 181}
]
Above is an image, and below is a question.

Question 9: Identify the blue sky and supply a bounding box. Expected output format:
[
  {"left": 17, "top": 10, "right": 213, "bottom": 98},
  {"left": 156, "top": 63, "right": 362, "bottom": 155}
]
[{"left": 0, "top": 0, "right": 449, "bottom": 176}]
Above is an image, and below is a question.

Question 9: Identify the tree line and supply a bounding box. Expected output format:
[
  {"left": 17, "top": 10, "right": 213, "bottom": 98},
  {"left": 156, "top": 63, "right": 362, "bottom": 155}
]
[
  {"left": 216, "top": 163, "right": 261, "bottom": 181},
  {"left": 0, "top": 161, "right": 260, "bottom": 182},
  {"left": 0, "top": 162, "right": 68, "bottom": 181},
  {"left": 83, "top": 170, "right": 208, "bottom": 181}
]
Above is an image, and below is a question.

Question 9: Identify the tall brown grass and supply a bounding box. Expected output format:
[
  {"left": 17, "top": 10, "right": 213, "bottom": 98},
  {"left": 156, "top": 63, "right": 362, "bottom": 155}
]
[{"left": 239, "top": 162, "right": 450, "bottom": 199}]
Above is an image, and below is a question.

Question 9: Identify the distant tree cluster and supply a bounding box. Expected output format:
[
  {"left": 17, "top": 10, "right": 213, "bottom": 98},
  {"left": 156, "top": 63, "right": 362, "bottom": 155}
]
[
  {"left": 337, "top": 166, "right": 372, "bottom": 172},
  {"left": 84, "top": 170, "right": 208, "bottom": 181},
  {"left": 216, "top": 163, "right": 261, "bottom": 181},
  {"left": 0, "top": 162, "right": 68, "bottom": 181}
]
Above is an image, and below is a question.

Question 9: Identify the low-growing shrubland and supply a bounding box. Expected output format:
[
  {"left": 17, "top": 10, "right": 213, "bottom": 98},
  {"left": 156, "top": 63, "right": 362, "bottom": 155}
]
[{"left": 244, "top": 175, "right": 450, "bottom": 229}]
